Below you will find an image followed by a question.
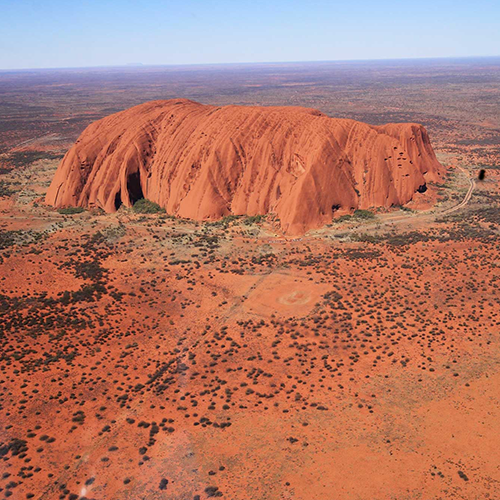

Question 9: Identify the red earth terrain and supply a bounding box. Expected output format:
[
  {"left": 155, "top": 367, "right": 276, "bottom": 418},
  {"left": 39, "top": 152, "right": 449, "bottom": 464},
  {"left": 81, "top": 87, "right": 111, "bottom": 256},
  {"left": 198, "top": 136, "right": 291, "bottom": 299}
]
[
  {"left": 1, "top": 60, "right": 500, "bottom": 500},
  {"left": 2, "top": 162, "right": 500, "bottom": 499}
]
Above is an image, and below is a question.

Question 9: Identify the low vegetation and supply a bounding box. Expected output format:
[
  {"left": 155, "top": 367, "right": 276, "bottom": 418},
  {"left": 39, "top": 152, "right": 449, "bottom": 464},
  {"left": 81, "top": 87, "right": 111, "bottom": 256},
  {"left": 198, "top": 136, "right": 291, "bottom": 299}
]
[
  {"left": 57, "top": 207, "right": 85, "bottom": 215},
  {"left": 132, "top": 199, "right": 165, "bottom": 214},
  {"left": 0, "top": 180, "right": 14, "bottom": 197}
]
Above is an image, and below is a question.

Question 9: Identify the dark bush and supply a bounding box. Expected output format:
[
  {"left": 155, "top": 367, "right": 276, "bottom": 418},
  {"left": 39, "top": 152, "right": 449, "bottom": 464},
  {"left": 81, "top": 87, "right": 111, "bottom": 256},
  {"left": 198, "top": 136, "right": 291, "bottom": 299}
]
[{"left": 133, "top": 199, "right": 165, "bottom": 214}]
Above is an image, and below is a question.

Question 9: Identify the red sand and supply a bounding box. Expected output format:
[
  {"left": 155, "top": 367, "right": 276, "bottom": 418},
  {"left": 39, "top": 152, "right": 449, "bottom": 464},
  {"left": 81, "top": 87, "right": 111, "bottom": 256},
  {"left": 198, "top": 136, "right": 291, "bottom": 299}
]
[{"left": 2, "top": 198, "right": 500, "bottom": 499}]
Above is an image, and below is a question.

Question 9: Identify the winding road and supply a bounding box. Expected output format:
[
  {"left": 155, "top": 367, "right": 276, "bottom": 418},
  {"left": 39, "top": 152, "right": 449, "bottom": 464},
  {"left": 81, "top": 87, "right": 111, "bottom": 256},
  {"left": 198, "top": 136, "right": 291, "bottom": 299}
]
[
  {"left": 326, "top": 166, "right": 477, "bottom": 236},
  {"left": 440, "top": 166, "right": 475, "bottom": 215}
]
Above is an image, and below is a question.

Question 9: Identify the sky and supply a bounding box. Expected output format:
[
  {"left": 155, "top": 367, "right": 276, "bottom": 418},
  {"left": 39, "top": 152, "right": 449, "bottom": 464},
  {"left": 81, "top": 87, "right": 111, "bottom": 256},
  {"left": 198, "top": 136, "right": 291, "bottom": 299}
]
[{"left": 0, "top": 0, "right": 499, "bottom": 70}]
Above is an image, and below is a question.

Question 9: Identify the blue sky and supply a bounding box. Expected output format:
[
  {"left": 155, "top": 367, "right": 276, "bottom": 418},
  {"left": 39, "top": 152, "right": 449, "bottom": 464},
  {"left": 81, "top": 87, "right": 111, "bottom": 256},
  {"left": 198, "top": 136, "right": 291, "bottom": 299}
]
[{"left": 0, "top": 0, "right": 499, "bottom": 69}]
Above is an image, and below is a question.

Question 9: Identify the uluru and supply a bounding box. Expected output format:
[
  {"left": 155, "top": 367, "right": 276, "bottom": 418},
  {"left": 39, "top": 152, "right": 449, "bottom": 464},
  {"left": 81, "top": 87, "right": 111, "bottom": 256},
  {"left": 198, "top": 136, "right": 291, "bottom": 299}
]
[{"left": 46, "top": 99, "right": 443, "bottom": 234}]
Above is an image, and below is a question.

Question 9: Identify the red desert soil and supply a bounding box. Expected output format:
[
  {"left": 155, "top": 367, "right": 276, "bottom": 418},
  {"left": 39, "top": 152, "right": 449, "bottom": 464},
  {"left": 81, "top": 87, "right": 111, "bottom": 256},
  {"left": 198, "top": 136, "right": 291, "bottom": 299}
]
[
  {"left": 2, "top": 167, "right": 500, "bottom": 499},
  {"left": 1, "top": 63, "right": 500, "bottom": 499},
  {"left": 45, "top": 99, "right": 442, "bottom": 234}
]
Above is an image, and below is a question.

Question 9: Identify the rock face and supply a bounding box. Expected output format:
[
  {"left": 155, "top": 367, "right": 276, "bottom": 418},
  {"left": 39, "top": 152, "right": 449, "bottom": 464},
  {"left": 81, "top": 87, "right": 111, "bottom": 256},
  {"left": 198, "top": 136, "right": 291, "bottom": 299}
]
[{"left": 46, "top": 99, "right": 443, "bottom": 234}]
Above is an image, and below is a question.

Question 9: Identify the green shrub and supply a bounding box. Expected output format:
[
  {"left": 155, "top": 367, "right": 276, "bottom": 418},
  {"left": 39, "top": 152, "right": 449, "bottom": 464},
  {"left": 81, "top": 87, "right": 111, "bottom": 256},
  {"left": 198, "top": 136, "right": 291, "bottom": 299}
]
[
  {"left": 220, "top": 215, "right": 241, "bottom": 224},
  {"left": 132, "top": 199, "right": 165, "bottom": 214},
  {"left": 244, "top": 215, "right": 264, "bottom": 225},
  {"left": 353, "top": 209, "right": 375, "bottom": 220},
  {"left": 336, "top": 215, "right": 352, "bottom": 222},
  {"left": 0, "top": 181, "right": 15, "bottom": 197},
  {"left": 58, "top": 207, "right": 85, "bottom": 215}
]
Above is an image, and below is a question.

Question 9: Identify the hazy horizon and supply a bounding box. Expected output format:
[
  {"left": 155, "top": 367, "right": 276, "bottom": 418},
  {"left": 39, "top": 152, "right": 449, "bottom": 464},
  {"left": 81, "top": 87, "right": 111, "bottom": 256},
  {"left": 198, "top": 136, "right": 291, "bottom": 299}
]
[
  {"left": 1, "top": 0, "right": 499, "bottom": 70},
  {"left": 1, "top": 54, "right": 500, "bottom": 73}
]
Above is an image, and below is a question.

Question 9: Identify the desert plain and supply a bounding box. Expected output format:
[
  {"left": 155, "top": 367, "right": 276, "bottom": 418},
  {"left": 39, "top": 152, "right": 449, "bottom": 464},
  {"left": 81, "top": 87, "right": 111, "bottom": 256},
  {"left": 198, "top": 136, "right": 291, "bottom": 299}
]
[{"left": 0, "top": 58, "right": 500, "bottom": 500}]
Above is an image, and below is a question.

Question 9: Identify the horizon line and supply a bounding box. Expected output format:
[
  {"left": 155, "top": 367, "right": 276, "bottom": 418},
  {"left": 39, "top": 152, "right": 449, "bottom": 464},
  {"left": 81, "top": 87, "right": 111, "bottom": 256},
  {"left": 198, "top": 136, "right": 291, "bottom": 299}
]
[{"left": 1, "top": 54, "right": 500, "bottom": 73}]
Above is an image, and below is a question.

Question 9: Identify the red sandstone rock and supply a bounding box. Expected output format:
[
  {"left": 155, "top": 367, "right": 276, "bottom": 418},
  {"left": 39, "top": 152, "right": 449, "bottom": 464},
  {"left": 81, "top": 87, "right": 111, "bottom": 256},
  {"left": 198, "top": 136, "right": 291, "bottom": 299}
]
[{"left": 46, "top": 99, "right": 443, "bottom": 234}]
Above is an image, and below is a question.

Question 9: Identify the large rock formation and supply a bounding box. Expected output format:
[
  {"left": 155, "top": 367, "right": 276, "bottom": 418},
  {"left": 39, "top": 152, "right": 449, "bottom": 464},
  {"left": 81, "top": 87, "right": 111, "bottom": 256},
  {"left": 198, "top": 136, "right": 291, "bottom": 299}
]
[{"left": 46, "top": 99, "right": 442, "bottom": 234}]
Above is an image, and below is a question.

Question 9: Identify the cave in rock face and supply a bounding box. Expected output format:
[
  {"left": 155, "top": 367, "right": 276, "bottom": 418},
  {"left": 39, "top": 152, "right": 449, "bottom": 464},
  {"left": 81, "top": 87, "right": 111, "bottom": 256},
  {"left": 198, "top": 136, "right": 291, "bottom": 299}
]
[
  {"left": 114, "top": 190, "right": 122, "bottom": 210},
  {"left": 45, "top": 99, "right": 444, "bottom": 234},
  {"left": 126, "top": 171, "right": 144, "bottom": 205}
]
